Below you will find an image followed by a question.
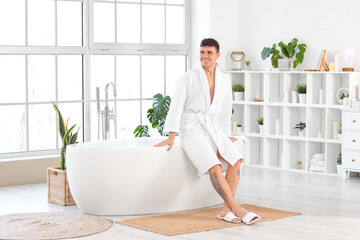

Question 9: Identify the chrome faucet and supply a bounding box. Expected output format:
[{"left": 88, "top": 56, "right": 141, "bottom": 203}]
[{"left": 96, "top": 82, "right": 117, "bottom": 140}]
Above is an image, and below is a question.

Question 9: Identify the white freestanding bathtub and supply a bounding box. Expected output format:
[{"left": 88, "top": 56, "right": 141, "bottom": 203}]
[{"left": 66, "top": 137, "right": 226, "bottom": 216}]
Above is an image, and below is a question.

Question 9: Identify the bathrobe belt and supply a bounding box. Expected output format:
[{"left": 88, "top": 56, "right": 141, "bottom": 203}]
[{"left": 183, "top": 110, "right": 226, "bottom": 156}]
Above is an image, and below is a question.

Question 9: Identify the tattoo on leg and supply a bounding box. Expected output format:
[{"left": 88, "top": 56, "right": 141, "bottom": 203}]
[
  {"left": 237, "top": 170, "right": 240, "bottom": 176},
  {"left": 210, "top": 172, "right": 228, "bottom": 201}
]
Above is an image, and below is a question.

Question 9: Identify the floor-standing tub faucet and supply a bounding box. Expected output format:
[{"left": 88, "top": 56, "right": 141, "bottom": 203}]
[{"left": 96, "top": 82, "right": 117, "bottom": 140}]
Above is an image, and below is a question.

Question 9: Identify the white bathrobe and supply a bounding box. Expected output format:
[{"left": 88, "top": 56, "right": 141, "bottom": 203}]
[{"left": 163, "top": 65, "right": 243, "bottom": 176}]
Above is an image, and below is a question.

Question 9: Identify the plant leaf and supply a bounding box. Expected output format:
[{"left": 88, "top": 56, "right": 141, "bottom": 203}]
[
  {"left": 134, "top": 125, "right": 150, "bottom": 138},
  {"left": 298, "top": 44, "right": 307, "bottom": 54},
  {"left": 279, "top": 41, "right": 290, "bottom": 58},
  {"left": 147, "top": 108, "right": 154, "bottom": 124},
  {"left": 63, "top": 125, "right": 75, "bottom": 148},
  {"left": 296, "top": 52, "right": 304, "bottom": 63},
  {"left": 69, "top": 126, "right": 80, "bottom": 145},
  {"left": 152, "top": 93, "right": 171, "bottom": 135},
  {"left": 293, "top": 59, "right": 299, "bottom": 69},
  {"left": 52, "top": 102, "right": 66, "bottom": 140},
  {"left": 261, "top": 47, "right": 271, "bottom": 60}
]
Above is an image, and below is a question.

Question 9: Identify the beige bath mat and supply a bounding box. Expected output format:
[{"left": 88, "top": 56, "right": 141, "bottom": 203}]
[
  {"left": 117, "top": 204, "right": 300, "bottom": 236},
  {"left": 0, "top": 212, "right": 112, "bottom": 240}
]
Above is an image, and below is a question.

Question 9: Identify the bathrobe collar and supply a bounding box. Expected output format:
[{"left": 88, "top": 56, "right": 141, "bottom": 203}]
[{"left": 199, "top": 64, "right": 220, "bottom": 110}]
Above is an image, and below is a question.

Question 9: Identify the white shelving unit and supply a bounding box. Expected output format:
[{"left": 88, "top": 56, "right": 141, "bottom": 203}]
[{"left": 229, "top": 70, "right": 360, "bottom": 175}]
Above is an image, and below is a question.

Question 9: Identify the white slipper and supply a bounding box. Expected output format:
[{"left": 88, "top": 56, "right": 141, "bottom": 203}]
[
  {"left": 241, "top": 212, "right": 261, "bottom": 225},
  {"left": 216, "top": 212, "right": 242, "bottom": 223}
]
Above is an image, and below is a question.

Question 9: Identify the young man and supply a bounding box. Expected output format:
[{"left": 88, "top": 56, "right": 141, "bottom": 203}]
[{"left": 154, "top": 38, "right": 260, "bottom": 224}]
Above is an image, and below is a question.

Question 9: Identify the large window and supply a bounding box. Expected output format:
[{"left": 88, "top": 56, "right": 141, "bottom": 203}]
[{"left": 0, "top": 0, "right": 189, "bottom": 157}]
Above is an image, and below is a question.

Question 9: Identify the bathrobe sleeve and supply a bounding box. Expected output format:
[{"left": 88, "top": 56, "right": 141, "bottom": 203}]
[
  {"left": 163, "top": 74, "right": 188, "bottom": 134},
  {"left": 216, "top": 76, "right": 232, "bottom": 136}
]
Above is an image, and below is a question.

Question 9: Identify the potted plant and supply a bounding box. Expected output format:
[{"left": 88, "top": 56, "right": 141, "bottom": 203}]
[
  {"left": 232, "top": 84, "right": 244, "bottom": 101},
  {"left": 340, "top": 92, "right": 349, "bottom": 106},
  {"left": 237, "top": 124, "right": 242, "bottom": 133},
  {"left": 257, "top": 117, "right": 263, "bottom": 134},
  {"left": 134, "top": 93, "right": 171, "bottom": 137},
  {"left": 261, "top": 38, "right": 307, "bottom": 71},
  {"left": 294, "top": 121, "right": 306, "bottom": 137},
  {"left": 297, "top": 83, "right": 307, "bottom": 104},
  {"left": 337, "top": 152, "right": 342, "bottom": 176},
  {"left": 245, "top": 60, "right": 251, "bottom": 71},
  {"left": 48, "top": 103, "right": 80, "bottom": 206}
]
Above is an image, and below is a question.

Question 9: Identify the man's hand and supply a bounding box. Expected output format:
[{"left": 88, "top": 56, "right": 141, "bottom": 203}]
[
  {"left": 154, "top": 132, "right": 175, "bottom": 151},
  {"left": 229, "top": 136, "right": 238, "bottom": 143}
]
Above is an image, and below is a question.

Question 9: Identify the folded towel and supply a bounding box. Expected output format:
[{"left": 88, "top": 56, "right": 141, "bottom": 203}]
[{"left": 312, "top": 153, "right": 325, "bottom": 158}]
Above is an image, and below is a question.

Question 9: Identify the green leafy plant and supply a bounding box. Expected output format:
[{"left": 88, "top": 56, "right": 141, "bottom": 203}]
[
  {"left": 340, "top": 93, "right": 349, "bottom": 99},
  {"left": 257, "top": 118, "right": 263, "bottom": 125},
  {"left": 261, "top": 38, "right": 307, "bottom": 69},
  {"left": 232, "top": 84, "right": 244, "bottom": 92},
  {"left": 296, "top": 83, "right": 307, "bottom": 94},
  {"left": 134, "top": 93, "right": 171, "bottom": 137},
  {"left": 245, "top": 60, "right": 251, "bottom": 66},
  {"left": 237, "top": 124, "right": 242, "bottom": 127},
  {"left": 337, "top": 152, "right": 342, "bottom": 165},
  {"left": 52, "top": 102, "right": 80, "bottom": 170},
  {"left": 134, "top": 125, "right": 151, "bottom": 137},
  {"left": 294, "top": 122, "right": 306, "bottom": 131}
]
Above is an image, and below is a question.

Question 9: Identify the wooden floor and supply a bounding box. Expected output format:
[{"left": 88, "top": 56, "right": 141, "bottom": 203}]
[{"left": 1, "top": 166, "right": 359, "bottom": 240}]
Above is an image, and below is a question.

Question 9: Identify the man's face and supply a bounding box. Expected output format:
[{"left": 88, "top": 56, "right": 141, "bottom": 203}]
[{"left": 200, "top": 46, "right": 220, "bottom": 69}]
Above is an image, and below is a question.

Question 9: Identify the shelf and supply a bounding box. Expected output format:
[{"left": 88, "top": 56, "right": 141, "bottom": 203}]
[
  {"left": 228, "top": 71, "right": 360, "bottom": 176},
  {"left": 232, "top": 101, "right": 245, "bottom": 105}
]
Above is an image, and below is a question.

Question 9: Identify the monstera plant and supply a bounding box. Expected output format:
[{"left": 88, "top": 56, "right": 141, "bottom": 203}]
[{"left": 134, "top": 93, "right": 171, "bottom": 137}]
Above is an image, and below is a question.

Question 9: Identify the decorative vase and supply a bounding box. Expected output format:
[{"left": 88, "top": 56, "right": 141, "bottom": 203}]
[
  {"left": 337, "top": 165, "right": 343, "bottom": 176},
  {"left": 237, "top": 127, "right": 243, "bottom": 133},
  {"left": 245, "top": 65, "right": 251, "bottom": 71},
  {"left": 298, "top": 93, "right": 306, "bottom": 104},
  {"left": 277, "top": 59, "right": 291, "bottom": 71},
  {"left": 299, "top": 130, "right": 305, "bottom": 137},
  {"left": 259, "top": 125, "right": 263, "bottom": 134},
  {"left": 343, "top": 97, "right": 349, "bottom": 106},
  {"left": 234, "top": 92, "right": 243, "bottom": 101}
]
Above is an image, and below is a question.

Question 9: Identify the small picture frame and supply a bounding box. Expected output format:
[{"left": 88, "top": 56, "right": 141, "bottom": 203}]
[{"left": 317, "top": 50, "right": 329, "bottom": 71}]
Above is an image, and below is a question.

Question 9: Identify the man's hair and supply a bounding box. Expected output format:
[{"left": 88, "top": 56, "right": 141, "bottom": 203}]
[{"left": 200, "top": 38, "right": 220, "bottom": 53}]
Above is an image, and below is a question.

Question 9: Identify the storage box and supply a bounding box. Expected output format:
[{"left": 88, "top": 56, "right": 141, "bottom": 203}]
[{"left": 47, "top": 167, "right": 76, "bottom": 206}]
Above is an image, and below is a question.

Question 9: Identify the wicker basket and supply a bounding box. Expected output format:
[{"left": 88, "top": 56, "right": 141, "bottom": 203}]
[{"left": 47, "top": 167, "right": 76, "bottom": 206}]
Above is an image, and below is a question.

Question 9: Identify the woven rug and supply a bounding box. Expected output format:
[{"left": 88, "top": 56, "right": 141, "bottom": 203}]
[
  {"left": 117, "top": 204, "right": 300, "bottom": 236},
  {"left": 0, "top": 212, "right": 112, "bottom": 240}
]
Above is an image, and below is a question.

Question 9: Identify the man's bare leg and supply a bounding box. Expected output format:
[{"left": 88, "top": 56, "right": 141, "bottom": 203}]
[
  {"left": 209, "top": 164, "right": 248, "bottom": 220},
  {"left": 218, "top": 159, "right": 242, "bottom": 220}
]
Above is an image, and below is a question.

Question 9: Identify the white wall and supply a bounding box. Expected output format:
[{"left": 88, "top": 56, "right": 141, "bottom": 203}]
[
  {"left": 236, "top": 0, "right": 360, "bottom": 71},
  {"left": 191, "top": 0, "right": 240, "bottom": 71},
  {"left": 193, "top": 0, "right": 360, "bottom": 71}
]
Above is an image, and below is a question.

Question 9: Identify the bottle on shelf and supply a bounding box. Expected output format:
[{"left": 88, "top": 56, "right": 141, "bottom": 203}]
[{"left": 338, "top": 124, "right": 342, "bottom": 140}]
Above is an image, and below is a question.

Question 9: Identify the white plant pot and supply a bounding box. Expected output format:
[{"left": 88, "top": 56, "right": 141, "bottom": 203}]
[
  {"left": 259, "top": 125, "right": 263, "bottom": 134},
  {"left": 337, "top": 165, "right": 343, "bottom": 176},
  {"left": 298, "top": 93, "right": 306, "bottom": 104},
  {"left": 337, "top": 134, "right": 342, "bottom": 140},
  {"left": 299, "top": 130, "right": 305, "bottom": 137},
  {"left": 237, "top": 127, "right": 242, "bottom": 133},
  {"left": 233, "top": 92, "right": 243, "bottom": 101},
  {"left": 277, "top": 59, "right": 291, "bottom": 71}
]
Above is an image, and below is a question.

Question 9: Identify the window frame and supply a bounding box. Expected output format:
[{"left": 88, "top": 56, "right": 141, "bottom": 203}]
[{"left": 0, "top": 0, "right": 190, "bottom": 159}]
